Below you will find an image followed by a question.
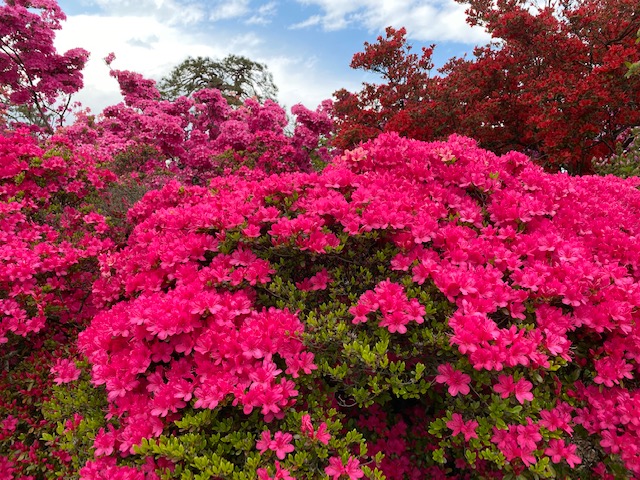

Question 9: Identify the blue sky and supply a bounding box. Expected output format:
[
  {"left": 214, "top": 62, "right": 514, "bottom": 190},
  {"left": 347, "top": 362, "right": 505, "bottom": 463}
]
[{"left": 55, "top": 0, "right": 491, "bottom": 115}]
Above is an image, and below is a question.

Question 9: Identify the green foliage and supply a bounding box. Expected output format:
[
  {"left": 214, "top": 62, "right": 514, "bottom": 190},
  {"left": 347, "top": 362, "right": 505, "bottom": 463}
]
[
  {"left": 593, "top": 127, "right": 640, "bottom": 179},
  {"left": 624, "top": 27, "right": 640, "bottom": 78},
  {"left": 0, "top": 339, "right": 86, "bottom": 479},
  {"left": 126, "top": 407, "right": 365, "bottom": 479},
  {"left": 41, "top": 365, "right": 111, "bottom": 479}
]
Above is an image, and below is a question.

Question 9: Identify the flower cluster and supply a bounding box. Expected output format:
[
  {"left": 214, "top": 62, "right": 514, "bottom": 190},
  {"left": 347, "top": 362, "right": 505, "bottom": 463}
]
[
  {"left": 349, "top": 279, "right": 426, "bottom": 333},
  {"left": 0, "top": 130, "right": 115, "bottom": 342}
]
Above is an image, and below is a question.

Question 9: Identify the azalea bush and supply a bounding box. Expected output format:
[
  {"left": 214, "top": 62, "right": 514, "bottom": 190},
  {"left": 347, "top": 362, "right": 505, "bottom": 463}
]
[
  {"left": 63, "top": 58, "right": 334, "bottom": 186},
  {"left": 41, "top": 132, "right": 639, "bottom": 479}
]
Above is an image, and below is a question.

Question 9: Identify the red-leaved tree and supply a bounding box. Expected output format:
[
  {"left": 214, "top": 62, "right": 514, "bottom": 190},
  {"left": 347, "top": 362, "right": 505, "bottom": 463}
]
[{"left": 332, "top": 0, "right": 640, "bottom": 174}]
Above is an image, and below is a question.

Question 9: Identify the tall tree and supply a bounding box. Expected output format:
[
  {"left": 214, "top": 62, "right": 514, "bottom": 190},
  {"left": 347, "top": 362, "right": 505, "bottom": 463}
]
[
  {"left": 158, "top": 54, "right": 278, "bottom": 106},
  {"left": 0, "top": 0, "right": 89, "bottom": 133}
]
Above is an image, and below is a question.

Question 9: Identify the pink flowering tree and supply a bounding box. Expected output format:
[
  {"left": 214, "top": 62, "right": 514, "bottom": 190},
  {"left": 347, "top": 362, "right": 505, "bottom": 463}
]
[
  {"left": 62, "top": 56, "right": 334, "bottom": 186},
  {"left": 0, "top": 0, "right": 89, "bottom": 133}
]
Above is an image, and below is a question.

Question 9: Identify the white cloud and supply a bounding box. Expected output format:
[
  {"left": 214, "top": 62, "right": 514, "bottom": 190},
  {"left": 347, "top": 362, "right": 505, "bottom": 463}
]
[
  {"left": 289, "top": 14, "right": 322, "bottom": 29},
  {"left": 293, "top": 0, "right": 490, "bottom": 43},
  {"left": 246, "top": 1, "right": 278, "bottom": 25},
  {"left": 126, "top": 34, "right": 160, "bottom": 49},
  {"left": 267, "top": 54, "right": 359, "bottom": 111},
  {"left": 55, "top": 14, "right": 240, "bottom": 114},
  {"left": 209, "top": 0, "right": 251, "bottom": 21},
  {"left": 89, "top": 0, "right": 206, "bottom": 25}
]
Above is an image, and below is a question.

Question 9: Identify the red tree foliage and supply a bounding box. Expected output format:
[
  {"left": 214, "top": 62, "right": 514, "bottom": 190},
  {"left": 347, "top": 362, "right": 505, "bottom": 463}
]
[
  {"left": 332, "top": 27, "right": 436, "bottom": 150},
  {"left": 332, "top": 0, "right": 640, "bottom": 174}
]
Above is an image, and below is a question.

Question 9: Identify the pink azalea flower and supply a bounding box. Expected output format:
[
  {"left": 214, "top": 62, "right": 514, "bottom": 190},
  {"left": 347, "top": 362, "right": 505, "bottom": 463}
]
[
  {"left": 545, "top": 439, "right": 581, "bottom": 468},
  {"left": 257, "top": 461, "right": 296, "bottom": 480},
  {"left": 93, "top": 426, "right": 116, "bottom": 457},
  {"left": 447, "top": 413, "right": 479, "bottom": 442},
  {"left": 271, "top": 431, "right": 295, "bottom": 460},
  {"left": 300, "top": 414, "right": 314, "bottom": 437},
  {"left": 299, "top": 415, "right": 331, "bottom": 445},
  {"left": 461, "top": 419, "right": 480, "bottom": 442},
  {"left": 513, "top": 378, "right": 534, "bottom": 404},
  {"left": 50, "top": 358, "right": 81, "bottom": 385},
  {"left": 494, "top": 375, "right": 533, "bottom": 404},
  {"left": 435, "top": 363, "right": 471, "bottom": 396},
  {"left": 256, "top": 430, "right": 272, "bottom": 454},
  {"left": 314, "top": 422, "right": 331, "bottom": 445},
  {"left": 325, "top": 456, "right": 364, "bottom": 480},
  {"left": 516, "top": 420, "right": 542, "bottom": 451},
  {"left": 344, "top": 456, "right": 365, "bottom": 479},
  {"left": 325, "top": 456, "right": 345, "bottom": 479},
  {"left": 447, "top": 413, "right": 466, "bottom": 436}
]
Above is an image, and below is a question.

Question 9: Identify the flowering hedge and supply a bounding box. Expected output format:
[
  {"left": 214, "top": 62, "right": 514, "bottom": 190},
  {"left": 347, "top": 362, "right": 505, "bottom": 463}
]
[{"left": 43, "top": 132, "right": 640, "bottom": 479}]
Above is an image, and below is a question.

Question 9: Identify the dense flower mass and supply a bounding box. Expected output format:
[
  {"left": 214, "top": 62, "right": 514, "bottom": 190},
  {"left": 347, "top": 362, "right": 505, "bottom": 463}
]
[
  {"left": 69, "top": 130, "right": 640, "bottom": 478},
  {"left": 0, "top": 128, "right": 116, "bottom": 478},
  {"left": 0, "top": 129, "right": 115, "bottom": 342}
]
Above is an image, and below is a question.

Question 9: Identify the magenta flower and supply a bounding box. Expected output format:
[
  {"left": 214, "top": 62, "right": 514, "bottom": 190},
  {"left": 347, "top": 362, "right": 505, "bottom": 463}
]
[
  {"left": 299, "top": 415, "right": 331, "bottom": 445},
  {"left": 325, "top": 456, "right": 364, "bottom": 480},
  {"left": 447, "top": 413, "right": 479, "bottom": 441},
  {"left": 324, "top": 456, "right": 345, "bottom": 479},
  {"left": 314, "top": 422, "right": 331, "bottom": 445},
  {"left": 494, "top": 375, "right": 534, "bottom": 404},
  {"left": 50, "top": 358, "right": 81, "bottom": 385},
  {"left": 513, "top": 378, "right": 534, "bottom": 404},
  {"left": 344, "top": 456, "right": 365, "bottom": 479},
  {"left": 300, "top": 414, "right": 314, "bottom": 437},
  {"left": 257, "top": 461, "right": 296, "bottom": 480},
  {"left": 271, "top": 431, "right": 295, "bottom": 460},
  {"left": 256, "top": 430, "right": 272, "bottom": 454},
  {"left": 256, "top": 430, "right": 294, "bottom": 460},
  {"left": 435, "top": 363, "right": 471, "bottom": 396},
  {"left": 493, "top": 374, "right": 516, "bottom": 399},
  {"left": 93, "top": 426, "right": 116, "bottom": 457},
  {"left": 545, "top": 439, "right": 582, "bottom": 468}
]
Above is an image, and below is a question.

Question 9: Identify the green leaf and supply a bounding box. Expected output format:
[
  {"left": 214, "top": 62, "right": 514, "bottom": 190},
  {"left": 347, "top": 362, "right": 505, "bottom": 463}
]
[
  {"left": 432, "top": 448, "right": 446, "bottom": 464},
  {"left": 465, "top": 449, "right": 477, "bottom": 464}
]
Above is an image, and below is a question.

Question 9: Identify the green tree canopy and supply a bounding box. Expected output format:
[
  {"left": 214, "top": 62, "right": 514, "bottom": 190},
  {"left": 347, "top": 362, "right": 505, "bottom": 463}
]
[{"left": 158, "top": 54, "right": 278, "bottom": 105}]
